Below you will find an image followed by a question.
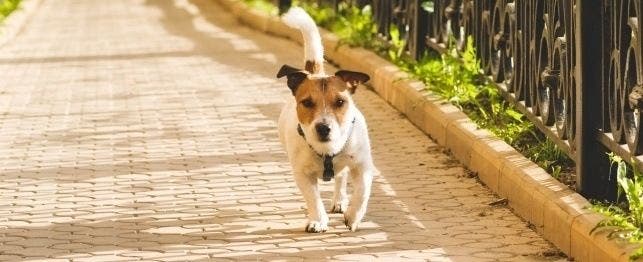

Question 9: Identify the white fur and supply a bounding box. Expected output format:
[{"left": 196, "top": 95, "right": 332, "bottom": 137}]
[
  {"left": 278, "top": 9, "right": 377, "bottom": 233},
  {"left": 278, "top": 96, "right": 377, "bottom": 232},
  {"left": 282, "top": 7, "right": 324, "bottom": 71}
]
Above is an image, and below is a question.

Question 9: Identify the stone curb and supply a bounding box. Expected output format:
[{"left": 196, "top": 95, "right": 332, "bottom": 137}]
[
  {"left": 214, "top": 0, "right": 640, "bottom": 261},
  {"left": 0, "top": 0, "right": 42, "bottom": 48}
]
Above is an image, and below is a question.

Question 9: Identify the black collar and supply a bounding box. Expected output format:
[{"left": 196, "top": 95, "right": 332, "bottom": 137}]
[{"left": 297, "top": 118, "right": 356, "bottom": 181}]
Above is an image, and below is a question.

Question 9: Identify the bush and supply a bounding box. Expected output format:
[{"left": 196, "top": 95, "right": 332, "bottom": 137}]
[
  {"left": 0, "top": 0, "right": 20, "bottom": 21},
  {"left": 592, "top": 153, "right": 643, "bottom": 259}
]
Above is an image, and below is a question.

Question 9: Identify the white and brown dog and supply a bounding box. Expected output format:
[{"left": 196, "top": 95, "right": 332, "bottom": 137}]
[{"left": 277, "top": 7, "right": 377, "bottom": 233}]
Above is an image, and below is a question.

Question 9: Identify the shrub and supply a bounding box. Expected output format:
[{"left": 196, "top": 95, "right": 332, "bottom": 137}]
[
  {"left": 592, "top": 153, "right": 643, "bottom": 259},
  {"left": 0, "top": 0, "right": 20, "bottom": 21}
]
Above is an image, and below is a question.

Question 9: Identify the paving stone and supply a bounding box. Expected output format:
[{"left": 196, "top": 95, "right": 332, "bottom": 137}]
[{"left": 0, "top": 0, "right": 561, "bottom": 260}]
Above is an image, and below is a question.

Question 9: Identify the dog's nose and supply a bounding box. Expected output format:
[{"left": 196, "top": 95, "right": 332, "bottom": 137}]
[{"left": 315, "top": 123, "right": 331, "bottom": 140}]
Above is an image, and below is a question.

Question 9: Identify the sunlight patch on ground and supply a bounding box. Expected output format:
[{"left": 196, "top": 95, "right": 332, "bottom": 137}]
[{"left": 375, "top": 176, "right": 427, "bottom": 229}]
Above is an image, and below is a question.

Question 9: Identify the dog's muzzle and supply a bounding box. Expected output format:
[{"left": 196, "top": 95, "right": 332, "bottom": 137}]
[
  {"left": 315, "top": 123, "right": 331, "bottom": 142},
  {"left": 297, "top": 118, "right": 356, "bottom": 181}
]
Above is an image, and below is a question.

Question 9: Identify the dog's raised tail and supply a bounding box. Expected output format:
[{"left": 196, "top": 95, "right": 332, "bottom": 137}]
[{"left": 282, "top": 7, "right": 324, "bottom": 74}]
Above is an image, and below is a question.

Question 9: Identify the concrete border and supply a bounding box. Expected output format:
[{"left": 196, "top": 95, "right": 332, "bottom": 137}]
[{"left": 214, "top": 0, "right": 640, "bottom": 260}]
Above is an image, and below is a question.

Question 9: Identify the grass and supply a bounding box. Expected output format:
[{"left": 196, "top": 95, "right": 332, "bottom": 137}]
[
  {"left": 592, "top": 153, "right": 643, "bottom": 260},
  {"left": 243, "top": 0, "right": 278, "bottom": 16},
  {"left": 0, "top": 0, "right": 20, "bottom": 21},
  {"left": 292, "top": 1, "right": 573, "bottom": 182}
]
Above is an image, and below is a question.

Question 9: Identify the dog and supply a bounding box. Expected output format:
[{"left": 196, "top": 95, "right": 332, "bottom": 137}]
[{"left": 277, "top": 7, "right": 377, "bottom": 233}]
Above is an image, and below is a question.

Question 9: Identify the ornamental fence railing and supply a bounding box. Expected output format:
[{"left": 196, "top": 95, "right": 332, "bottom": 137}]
[{"left": 275, "top": 0, "right": 643, "bottom": 200}]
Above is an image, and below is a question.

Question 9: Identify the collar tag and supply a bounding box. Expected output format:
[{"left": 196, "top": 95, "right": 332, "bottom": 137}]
[
  {"left": 296, "top": 118, "right": 356, "bottom": 182},
  {"left": 322, "top": 155, "right": 334, "bottom": 181}
]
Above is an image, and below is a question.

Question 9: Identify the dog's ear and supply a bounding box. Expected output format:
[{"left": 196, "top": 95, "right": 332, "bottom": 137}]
[
  {"left": 277, "top": 64, "right": 308, "bottom": 95},
  {"left": 335, "top": 70, "right": 370, "bottom": 94},
  {"left": 277, "top": 64, "right": 301, "bottom": 78}
]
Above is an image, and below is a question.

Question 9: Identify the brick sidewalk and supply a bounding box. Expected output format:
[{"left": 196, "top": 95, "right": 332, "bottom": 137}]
[{"left": 0, "top": 0, "right": 564, "bottom": 261}]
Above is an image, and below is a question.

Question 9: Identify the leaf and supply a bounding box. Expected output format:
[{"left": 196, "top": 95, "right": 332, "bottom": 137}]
[
  {"left": 421, "top": 1, "right": 434, "bottom": 13},
  {"left": 631, "top": 247, "right": 643, "bottom": 260}
]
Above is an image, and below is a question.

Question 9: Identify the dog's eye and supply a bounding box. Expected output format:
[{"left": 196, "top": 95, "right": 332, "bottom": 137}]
[
  {"left": 335, "top": 98, "right": 344, "bottom": 107},
  {"left": 301, "top": 99, "right": 315, "bottom": 108}
]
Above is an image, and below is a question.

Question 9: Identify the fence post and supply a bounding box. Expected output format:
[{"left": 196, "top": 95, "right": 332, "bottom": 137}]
[
  {"left": 575, "top": 1, "right": 614, "bottom": 200},
  {"left": 410, "top": 0, "right": 428, "bottom": 60}
]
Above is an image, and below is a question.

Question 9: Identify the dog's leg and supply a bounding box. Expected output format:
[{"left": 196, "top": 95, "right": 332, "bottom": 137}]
[
  {"left": 344, "top": 165, "right": 375, "bottom": 232},
  {"left": 331, "top": 167, "right": 349, "bottom": 213},
  {"left": 293, "top": 173, "right": 329, "bottom": 233}
]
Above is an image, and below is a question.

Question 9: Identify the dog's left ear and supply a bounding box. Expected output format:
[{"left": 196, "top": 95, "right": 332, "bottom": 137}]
[
  {"left": 277, "top": 64, "right": 309, "bottom": 95},
  {"left": 335, "top": 70, "right": 370, "bottom": 94}
]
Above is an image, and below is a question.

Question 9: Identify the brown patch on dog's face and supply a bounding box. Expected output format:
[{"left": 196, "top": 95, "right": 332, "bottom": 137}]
[{"left": 294, "top": 76, "right": 350, "bottom": 126}]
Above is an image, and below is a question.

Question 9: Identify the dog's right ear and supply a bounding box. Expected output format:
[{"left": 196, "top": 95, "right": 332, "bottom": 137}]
[{"left": 277, "top": 64, "right": 308, "bottom": 95}]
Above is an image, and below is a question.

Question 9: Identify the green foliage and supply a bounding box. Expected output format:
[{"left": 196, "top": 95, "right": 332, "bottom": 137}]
[
  {"left": 243, "top": 0, "right": 278, "bottom": 16},
  {"left": 0, "top": 0, "right": 20, "bottom": 21},
  {"left": 520, "top": 134, "right": 572, "bottom": 178},
  {"left": 386, "top": 25, "right": 407, "bottom": 64},
  {"left": 293, "top": 1, "right": 335, "bottom": 27},
  {"left": 296, "top": 2, "right": 377, "bottom": 49},
  {"left": 331, "top": 4, "right": 377, "bottom": 48},
  {"left": 634, "top": 248, "right": 643, "bottom": 260},
  {"left": 400, "top": 38, "right": 535, "bottom": 148},
  {"left": 592, "top": 153, "right": 643, "bottom": 259}
]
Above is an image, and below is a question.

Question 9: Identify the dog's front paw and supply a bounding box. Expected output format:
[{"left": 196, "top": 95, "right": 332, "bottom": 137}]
[
  {"left": 343, "top": 213, "right": 360, "bottom": 232},
  {"left": 305, "top": 221, "right": 328, "bottom": 233},
  {"left": 331, "top": 200, "right": 348, "bottom": 214}
]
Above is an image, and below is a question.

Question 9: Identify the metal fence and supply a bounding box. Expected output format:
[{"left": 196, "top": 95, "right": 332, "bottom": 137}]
[{"left": 277, "top": 0, "right": 643, "bottom": 200}]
